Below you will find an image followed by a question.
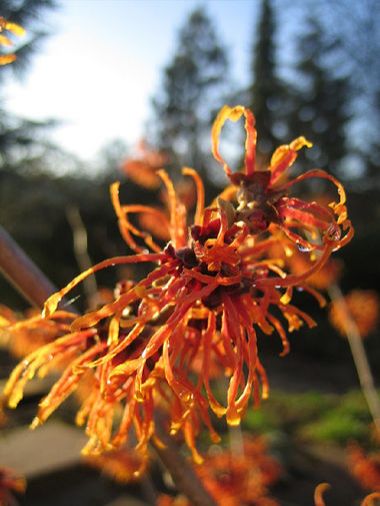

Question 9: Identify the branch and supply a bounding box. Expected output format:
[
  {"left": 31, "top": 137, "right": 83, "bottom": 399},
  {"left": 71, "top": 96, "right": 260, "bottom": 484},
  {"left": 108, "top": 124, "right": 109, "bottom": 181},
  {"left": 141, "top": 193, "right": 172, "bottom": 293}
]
[
  {"left": 328, "top": 284, "right": 380, "bottom": 435},
  {"left": 0, "top": 226, "right": 57, "bottom": 309},
  {"left": 153, "top": 417, "right": 217, "bottom": 506},
  {"left": 66, "top": 206, "right": 99, "bottom": 309}
]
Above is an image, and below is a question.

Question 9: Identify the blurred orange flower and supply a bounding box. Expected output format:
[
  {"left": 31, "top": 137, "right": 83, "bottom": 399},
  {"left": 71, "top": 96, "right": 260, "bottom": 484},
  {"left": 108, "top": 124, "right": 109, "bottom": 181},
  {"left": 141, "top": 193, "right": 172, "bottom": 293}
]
[
  {"left": 0, "top": 17, "right": 25, "bottom": 66},
  {"left": 329, "top": 290, "right": 379, "bottom": 338},
  {"left": 0, "top": 305, "right": 17, "bottom": 328},
  {"left": 1, "top": 309, "right": 78, "bottom": 359},
  {"left": 121, "top": 139, "right": 168, "bottom": 190},
  {"left": 158, "top": 435, "right": 281, "bottom": 506},
  {"left": 84, "top": 446, "right": 146, "bottom": 483},
  {"left": 137, "top": 207, "right": 171, "bottom": 242},
  {"left": 347, "top": 443, "right": 380, "bottom": 491},
  {"left": 289, "top": 254, "right": 342, "bottom": 290},
  {"left": 0, "top": 467, "right": 26, "bottom": 506}
]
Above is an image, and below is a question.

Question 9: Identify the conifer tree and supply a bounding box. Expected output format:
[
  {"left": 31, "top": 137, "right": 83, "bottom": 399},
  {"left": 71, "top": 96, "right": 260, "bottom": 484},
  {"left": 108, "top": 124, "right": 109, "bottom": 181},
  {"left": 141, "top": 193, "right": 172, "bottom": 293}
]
[
  {"left": 249, "top": 0, "right": 289, "bottom": 158},
  {"left": 151, "top": 7, "right": 228, "bottom": 174},
  {"left": 290, "top": 15, "right": 349, "bottom": 173},
  {"left": 325, "top": 0, "right": 380, "bottom": 179}
]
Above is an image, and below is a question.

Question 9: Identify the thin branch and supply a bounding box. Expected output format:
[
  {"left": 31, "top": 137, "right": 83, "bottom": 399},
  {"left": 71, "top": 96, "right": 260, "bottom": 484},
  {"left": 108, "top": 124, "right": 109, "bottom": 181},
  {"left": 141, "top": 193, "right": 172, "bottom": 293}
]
[
  {"left": 66, "top": 205, "right": 99, "bottom": 309},
  {"left": 328, "top": 283, "right": 380, "bottom": 435},
  {"left": 153, "top": 418, "right": 217, "bottom": 506},
  {"left": 0, "top": 225, "right": 216, "bottom": 506},
  {"left": 0, "top": 225, "right": 57, "bottom": 309}
]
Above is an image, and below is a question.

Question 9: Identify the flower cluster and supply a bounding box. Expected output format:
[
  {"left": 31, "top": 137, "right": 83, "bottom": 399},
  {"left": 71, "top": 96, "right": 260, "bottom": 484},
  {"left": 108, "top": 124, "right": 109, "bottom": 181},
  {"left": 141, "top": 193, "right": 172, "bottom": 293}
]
[{"left": 3, "top": 105, "right": 353, "bottom": 474}]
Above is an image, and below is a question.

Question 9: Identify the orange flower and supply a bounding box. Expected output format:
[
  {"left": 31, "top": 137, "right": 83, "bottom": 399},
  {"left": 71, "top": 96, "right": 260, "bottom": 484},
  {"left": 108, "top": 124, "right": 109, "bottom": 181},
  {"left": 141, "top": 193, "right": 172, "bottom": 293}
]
[
  {"left": 121, "top": 139, "right": 168, "bottom": 189},
  {"left": 84, "top": 446, "right": 146, "bottom": 483},
  {"left": 347, "top": 443, "right": 380, "bottom": 491},
  {"left": 160, "top": 177, "right": 197, "bottom": 210},
  {"left": 329, "top": 290, "right": 379, "bottom": 338},
  {"left": 0, "top": 467, "right": 26, "bottom": 506},
  {"left": 137, "top": 207, "right": 171, "bottom": 242},
  {"left": 158, "top": 435, "right": 281, "bottom": 506},
  {"left": 212, "top": 105, "right": 353, "bottom": 257},
  {"left": 4, "top": 106, "right": 353, "bottom": 471},
  {"left": 0, "top": 17, "right": 25, "bottom": 66}
]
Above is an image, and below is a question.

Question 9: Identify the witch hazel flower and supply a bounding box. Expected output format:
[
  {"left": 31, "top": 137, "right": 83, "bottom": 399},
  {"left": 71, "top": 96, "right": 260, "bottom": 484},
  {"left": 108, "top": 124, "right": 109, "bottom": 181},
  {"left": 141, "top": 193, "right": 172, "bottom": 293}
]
[{"left": 3, "top": 105, "right": 353, "bottom": 471}]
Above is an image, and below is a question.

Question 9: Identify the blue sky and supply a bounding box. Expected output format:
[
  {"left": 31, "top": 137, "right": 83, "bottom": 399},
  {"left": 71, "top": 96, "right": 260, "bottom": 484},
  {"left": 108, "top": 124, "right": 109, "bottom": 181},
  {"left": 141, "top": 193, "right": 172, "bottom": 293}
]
[{"left": 3, "top": 0, "right": 259, "bottom": 161}]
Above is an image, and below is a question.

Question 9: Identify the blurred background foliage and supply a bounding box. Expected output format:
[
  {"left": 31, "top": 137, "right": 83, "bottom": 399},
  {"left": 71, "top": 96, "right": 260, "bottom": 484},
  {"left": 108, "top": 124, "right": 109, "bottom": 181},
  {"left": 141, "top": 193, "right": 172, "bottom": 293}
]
[{"left": 0, "top": 0, "right": 379, "bottom": 364}]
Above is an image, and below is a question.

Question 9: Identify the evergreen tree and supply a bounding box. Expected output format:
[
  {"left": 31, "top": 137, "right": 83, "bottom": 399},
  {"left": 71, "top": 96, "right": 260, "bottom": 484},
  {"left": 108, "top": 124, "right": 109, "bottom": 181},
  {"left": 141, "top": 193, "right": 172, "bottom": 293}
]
[
  {"left": 290, "top": 15, "right": 349, "bottom": 173},
  {"left": 331, "top": 0, "right": 379, "bottom": 179},
  {"left": 151, "top": 7, "right": 228, "bottom": 174},
  {"left": 249, "top": 0, "right": 289, "bottom": 158}
]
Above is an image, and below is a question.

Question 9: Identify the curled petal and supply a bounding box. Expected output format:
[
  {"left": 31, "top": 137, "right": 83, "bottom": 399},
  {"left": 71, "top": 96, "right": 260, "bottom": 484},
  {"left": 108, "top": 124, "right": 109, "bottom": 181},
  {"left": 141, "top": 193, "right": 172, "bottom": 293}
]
[
  {"left": 182, "top": 167, "right": 205, "bottom": 226},
  {"left": 43, "top": 253, "right": 165, "bottom": 317},
  {"left": 31, "top": 341, "right": 106, "bottom": 428},
  {"left": 158, "top": 170, "right": 187, "bottom": 249},
  {"left": 111, "top": 182, "right": 163, "bottom": 252},
  {"left": 270, "top": 136, "right": 312, "bottom": 185},
  {"left": 4, "top": 328, "right": 97, "bottom": 408},
  {"left": 257, "top": 244, "right": 333, "bottom": 288},
  {"left": 314, "top": 483, "right": 330, "bottom": 506},
  {"left": 361, "top": 493, "right": 380, "bottom": 506},
  {"left": 212, "top": 105, "right": 257, "bottom": 177},
  {"left": 276, "top": 168, "right": 353, "bottom": 250},
  {"left": 266, "top": 313, "right": 290, "bottom": 356}
]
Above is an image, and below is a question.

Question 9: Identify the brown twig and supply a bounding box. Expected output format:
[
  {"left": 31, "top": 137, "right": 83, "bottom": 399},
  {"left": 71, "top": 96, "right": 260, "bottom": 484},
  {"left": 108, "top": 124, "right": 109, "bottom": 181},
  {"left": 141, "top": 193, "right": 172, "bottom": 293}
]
[
  {"left": 328, "top": 283, "right": 380, "bottom": 434},
  {"left": 0, "top": 226, "right": 57, "bottom": 308},
  {"left": 66, "top": 206, "right": 99, "bottom": 309},
  {"left": 153, "top": 420, "right": 217, "bottom": 506},
  {"left": 0, "top": 225, "right": 216, "bottom": 506}
]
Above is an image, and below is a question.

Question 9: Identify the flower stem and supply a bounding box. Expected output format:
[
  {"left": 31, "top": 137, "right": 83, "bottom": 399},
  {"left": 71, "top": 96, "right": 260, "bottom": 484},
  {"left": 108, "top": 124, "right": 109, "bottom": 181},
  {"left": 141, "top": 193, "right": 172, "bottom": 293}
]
[
  {"left": 328, "top": 283, "right": 380, "bottom": 435},
  {"left": 153, "top": 419, "right": 217, "bottom": 506}
]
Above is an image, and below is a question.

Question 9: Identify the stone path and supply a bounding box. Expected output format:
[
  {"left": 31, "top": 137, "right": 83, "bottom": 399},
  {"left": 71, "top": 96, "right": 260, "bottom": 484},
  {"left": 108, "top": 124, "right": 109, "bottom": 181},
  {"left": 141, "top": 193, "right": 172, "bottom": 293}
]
[{"left": 1, "top": 421, "right": 87, "bottom": 477}]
